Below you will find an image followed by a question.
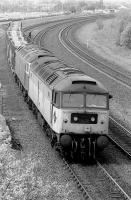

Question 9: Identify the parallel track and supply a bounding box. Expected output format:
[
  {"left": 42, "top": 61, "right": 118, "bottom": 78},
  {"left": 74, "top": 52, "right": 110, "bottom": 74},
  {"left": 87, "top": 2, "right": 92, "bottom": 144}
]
[
  {"left": 96, "top": 160, "right": 131, "bottom": 200},
  {"left": 59, "top": 24, "right": 131, "bottom": 89},
  {"left": 62, "top": 156, "right": 131, "bottom": 200}
]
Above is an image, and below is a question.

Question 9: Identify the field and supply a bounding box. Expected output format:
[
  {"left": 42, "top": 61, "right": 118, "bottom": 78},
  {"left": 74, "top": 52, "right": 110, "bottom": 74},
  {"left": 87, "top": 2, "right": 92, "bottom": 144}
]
[{"left": 76, "top": 17, "right": 131, "bottom": 72}]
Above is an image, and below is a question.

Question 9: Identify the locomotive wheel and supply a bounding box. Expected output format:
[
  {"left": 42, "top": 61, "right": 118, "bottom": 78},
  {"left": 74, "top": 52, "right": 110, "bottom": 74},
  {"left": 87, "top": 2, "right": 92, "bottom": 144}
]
[
  {"left": 49, "top": 130, "right": 56, "bottom": 147},
  {"left": 28, "top": 99, "right": 32, "bottom": 110},
  {"left": 80, "top": 152, "right": 87, "bottom": 162},
  {"left": 93, "top": 141, "right": 96, "bottom": 159}
]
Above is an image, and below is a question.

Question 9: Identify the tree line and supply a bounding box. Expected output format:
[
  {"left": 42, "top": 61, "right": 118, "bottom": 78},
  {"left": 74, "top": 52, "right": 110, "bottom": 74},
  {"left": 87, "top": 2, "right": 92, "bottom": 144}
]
[{"left": 0, "top": 0, "right": 115, "bottom": 13}]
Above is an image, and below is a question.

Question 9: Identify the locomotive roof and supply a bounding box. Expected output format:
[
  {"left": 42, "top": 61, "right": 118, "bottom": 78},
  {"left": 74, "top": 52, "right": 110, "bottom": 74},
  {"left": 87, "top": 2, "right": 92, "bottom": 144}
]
[
  {"left": 55, "top": 75, "right": 108, "bottom": 93},
  {"left": 30, "top": 59, "right": 108, "bottom": 94},
  {"left": 16, "top": 45, "right": 53, "bottom": 62},
  {"left": 8, "top": 22, "right": 108, "bottom": 94}
]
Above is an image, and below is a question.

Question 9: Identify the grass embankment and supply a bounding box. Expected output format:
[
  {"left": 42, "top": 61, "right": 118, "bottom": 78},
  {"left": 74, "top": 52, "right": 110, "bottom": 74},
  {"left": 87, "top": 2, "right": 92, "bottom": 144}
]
[{"left": 76, "top": 17, "right": 131, "bottom": 72}]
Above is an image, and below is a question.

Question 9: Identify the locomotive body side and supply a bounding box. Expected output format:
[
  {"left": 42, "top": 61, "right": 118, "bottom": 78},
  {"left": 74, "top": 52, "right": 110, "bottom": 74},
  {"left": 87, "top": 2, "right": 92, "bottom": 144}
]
[
  {"left": 29, "top": 70, "right": 54, "bottom": 125},
  {"left": 15, "top": 45, "right": 55, "bottom": 93}
]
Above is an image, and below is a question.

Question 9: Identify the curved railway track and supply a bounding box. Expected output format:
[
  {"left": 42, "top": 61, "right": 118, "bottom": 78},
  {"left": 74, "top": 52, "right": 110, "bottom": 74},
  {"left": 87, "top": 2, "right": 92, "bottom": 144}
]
[{"left": 59, "top": 24, "right": 131, "bottom": 89}]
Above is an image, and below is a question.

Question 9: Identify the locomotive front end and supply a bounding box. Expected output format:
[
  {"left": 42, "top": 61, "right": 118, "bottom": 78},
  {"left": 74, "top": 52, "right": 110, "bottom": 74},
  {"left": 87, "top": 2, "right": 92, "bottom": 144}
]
[
  {"left": 53, "top": 77, "right": 111, "bottom": 159},
  {"left": 61, "top": 92, "right": 109, "bottom": 149}
]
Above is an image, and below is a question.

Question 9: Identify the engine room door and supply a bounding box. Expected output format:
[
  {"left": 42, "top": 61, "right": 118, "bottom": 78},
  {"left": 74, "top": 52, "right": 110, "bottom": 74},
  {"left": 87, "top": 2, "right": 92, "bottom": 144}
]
[{"left": 51, "top": 91, "right": 60, "bottom": 132}]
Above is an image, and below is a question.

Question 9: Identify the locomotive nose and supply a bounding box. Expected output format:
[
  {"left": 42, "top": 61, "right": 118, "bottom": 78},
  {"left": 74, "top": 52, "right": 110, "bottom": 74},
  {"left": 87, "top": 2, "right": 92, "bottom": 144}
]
[
  {"left": 60, "top": 135, "right": 72, "bottom": 148},
  {"left": 96, "top": 136, "right": 109, "bottom": 150}
]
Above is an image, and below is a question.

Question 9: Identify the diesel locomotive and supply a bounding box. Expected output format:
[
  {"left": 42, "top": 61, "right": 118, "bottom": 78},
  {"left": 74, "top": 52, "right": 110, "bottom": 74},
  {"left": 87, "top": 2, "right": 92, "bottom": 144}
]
[{"left": 6, "top": 21, "right": 112, "bottom": 160}]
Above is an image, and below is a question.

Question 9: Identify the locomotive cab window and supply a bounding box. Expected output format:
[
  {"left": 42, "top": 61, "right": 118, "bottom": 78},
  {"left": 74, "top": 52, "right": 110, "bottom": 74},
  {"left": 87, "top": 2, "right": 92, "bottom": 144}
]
[
  {"left": 53, "top": 92, "right": 60, "bottom": 108},
  {"left": 62, "top": 93, "right": 84, "bottom": 108},
  {"left": 25, "top": 64, "right": 29, "bottom": 74},
  {"left": 86, "top": 94, "right": 107, "bottom": 108}
]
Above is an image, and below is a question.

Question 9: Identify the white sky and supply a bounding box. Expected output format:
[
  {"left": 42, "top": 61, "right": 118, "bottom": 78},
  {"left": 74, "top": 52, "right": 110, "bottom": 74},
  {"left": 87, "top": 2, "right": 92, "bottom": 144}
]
[
  {"left": 7, "top": 0, "right": 131, "bottom": 5},
  {"left": 63, "top": 0, "right": 130, "bottom": 3},
  {"left": 61, "top": 0, "right": 128, "bottom": 1},
  {"left": 59, "top": 0, "right": 131, "bottom": 5},
  {"left": 28, "top": 0, "right": 130, "bottom": 2}
]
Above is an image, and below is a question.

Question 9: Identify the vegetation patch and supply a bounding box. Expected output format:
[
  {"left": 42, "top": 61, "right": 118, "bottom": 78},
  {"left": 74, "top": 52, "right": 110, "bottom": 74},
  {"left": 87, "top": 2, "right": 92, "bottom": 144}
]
[
  {"left": 0, "top": 117, "right": 72, "bottom": 200},
  {"left": 76, "top": 10, "right": 131, "bottom": 72},
  {"left": 6, "top": 119, "right": 22, "bottom": 151}
]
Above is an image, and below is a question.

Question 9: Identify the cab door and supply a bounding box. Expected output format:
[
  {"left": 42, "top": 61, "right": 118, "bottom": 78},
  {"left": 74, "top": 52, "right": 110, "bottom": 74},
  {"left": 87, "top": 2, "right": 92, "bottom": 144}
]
[{"left": 51, "top": 91, "right": 61, "bottom": 133}]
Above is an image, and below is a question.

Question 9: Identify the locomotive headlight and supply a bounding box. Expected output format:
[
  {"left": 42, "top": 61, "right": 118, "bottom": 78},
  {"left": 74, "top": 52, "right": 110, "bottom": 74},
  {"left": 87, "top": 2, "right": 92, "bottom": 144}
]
[
  {"left": 74, "top": 117, "right": 78, "bottom": 122},
  {"left": 91, "top": 117, "right": 95, "bottom": 122},
  {"left": 99, "top": 113, "right": 107, "bottom": 125},
  {"left": 63, "top": 113, "right": 69, "bottom": 123},
  {"left": 63, "top": 119, "right": 68, "bottom": 123}
]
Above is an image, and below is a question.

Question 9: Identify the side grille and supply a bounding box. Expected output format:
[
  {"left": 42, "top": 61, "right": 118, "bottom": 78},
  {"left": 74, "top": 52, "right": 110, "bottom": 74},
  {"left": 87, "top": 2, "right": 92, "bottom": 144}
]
[{"left": 71, "top": 113, "right": 98, "bottom": 124}]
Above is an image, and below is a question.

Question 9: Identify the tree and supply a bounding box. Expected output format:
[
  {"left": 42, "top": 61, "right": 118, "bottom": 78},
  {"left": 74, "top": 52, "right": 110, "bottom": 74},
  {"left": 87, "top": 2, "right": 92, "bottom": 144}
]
[
  {"left": 116, "top": 10, "right": 131, "bottom": 46},
  {"left": 69, "top": 6, "right": 76, "bottom": 13},
  {"left": 53, "top": 1, "right": 63, "bottom": 12},
  {"left": 120, "top": 23, "right": 131, "bottom": 48}
]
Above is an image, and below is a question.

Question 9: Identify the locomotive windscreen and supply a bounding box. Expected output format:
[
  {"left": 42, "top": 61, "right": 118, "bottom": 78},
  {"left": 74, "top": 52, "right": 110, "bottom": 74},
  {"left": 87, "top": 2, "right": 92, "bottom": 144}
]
[
  {"left": 62, "top": 93, "right": 107, "bottom": 108},
  {"left": 86, "top": 94, "right": 107, "bottom": 108}
]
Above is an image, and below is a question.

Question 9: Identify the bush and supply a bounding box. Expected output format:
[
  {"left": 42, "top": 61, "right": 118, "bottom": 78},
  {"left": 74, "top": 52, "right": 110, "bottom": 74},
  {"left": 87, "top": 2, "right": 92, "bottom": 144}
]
[
  {"left": 116, "top": 19, "right": 126, "bottom": 45},
  {"left": 120, "top": 23, "right": 131, "bottom": 48},
  {"left": 115, "top": 10, "right": 131, "bottom": 46}
]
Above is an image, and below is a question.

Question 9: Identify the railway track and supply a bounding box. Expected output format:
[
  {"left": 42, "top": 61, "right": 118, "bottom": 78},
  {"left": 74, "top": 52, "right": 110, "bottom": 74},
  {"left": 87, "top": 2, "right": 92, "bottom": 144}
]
[
  {"left": 41, "top": 124, "right": 131, "bottom": 200},
  {"left": 62, "top": 156, "right": 131, "bottom": 200},
  {"left": 62, "top": 158, "right": 93, "bottom": 200},
  {"left": 109, "top": 117, "right": 131, "bottom": 157},
  {"left": 59, "top": 24, "right": 131, "bottom": 89}
]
